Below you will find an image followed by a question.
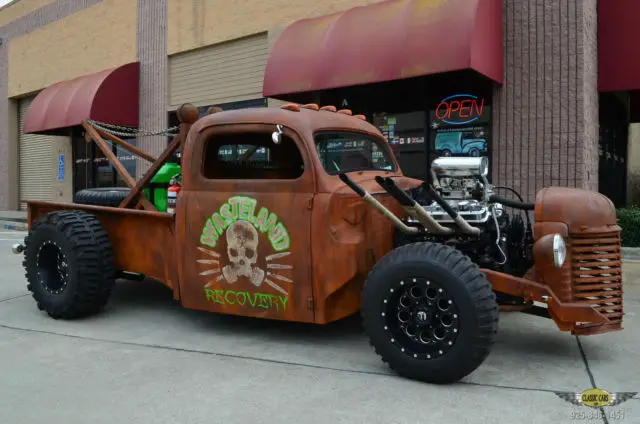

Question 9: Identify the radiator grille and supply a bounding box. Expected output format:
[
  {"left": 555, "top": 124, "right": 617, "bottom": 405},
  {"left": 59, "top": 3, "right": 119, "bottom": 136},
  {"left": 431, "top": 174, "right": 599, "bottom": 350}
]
[{"left": 570, "top": 232, "right": 623, "bottom": 324}]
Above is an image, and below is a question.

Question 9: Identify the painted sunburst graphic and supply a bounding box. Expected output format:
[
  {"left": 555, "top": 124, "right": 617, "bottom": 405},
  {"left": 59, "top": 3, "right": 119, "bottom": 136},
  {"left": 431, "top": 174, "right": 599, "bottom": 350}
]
[{"left": 197, "top": 244, "right": 294, "bottom": 296}]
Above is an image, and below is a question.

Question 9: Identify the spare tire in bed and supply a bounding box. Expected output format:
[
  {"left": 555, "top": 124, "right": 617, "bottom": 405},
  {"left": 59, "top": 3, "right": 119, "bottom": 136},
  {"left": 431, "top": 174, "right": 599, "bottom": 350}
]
[{"left": 74, "top": 187, "right": 131, "bottom": 207}]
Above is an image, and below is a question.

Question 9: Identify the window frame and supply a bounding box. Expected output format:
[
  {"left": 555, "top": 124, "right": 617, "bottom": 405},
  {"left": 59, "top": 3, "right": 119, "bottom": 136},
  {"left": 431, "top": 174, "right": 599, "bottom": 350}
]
[
  {"left": 191, "top": 123, "right": 315, "bottom": 194},
  {"left": 312, "top": 130, "right": 399, "bottom": 175}
]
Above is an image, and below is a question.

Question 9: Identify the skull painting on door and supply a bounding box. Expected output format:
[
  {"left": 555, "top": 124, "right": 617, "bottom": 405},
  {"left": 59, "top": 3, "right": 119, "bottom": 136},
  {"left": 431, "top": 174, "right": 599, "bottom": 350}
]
[
  {"left": 196, "top": 195, "right": 294, "bottom": 299},
  {"left": 222, "top": 220, "right": 265, "bottom": 286}
]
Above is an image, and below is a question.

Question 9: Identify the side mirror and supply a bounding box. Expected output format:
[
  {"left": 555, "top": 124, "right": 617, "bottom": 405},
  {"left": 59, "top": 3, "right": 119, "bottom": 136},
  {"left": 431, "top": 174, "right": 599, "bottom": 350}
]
[{"left": 272, "top": 124, "right": 284, "bottom": 144}]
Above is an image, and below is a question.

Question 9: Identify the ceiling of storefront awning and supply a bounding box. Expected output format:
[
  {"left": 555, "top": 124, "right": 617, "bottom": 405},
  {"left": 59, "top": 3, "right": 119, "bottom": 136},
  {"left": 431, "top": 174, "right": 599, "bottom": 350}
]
[
  {"left": 262, "top": 0, "right": 503, "bottom": 98},
  {"left": 598, "top": 0, "right": 640, "bottom": 92},
  {"left": 23, "top": 62, "right": 140, "bottom": 135}
]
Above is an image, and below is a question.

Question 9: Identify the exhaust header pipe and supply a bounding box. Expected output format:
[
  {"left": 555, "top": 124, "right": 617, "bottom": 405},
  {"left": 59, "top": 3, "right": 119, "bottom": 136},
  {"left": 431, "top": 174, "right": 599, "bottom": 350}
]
[
  {"left": 12, "top": 243, "right": 25, "bottom": 255},
  {"left": 426, "top": 186, "right": 481, "bottom": 236},
  {"left": 339, "top": 173, "right": 481, "bottom": 237},
  {"left": 374, "top": 176, "right": 454, "bottom": 235},
  {"left": 338, "top": 173, "right": 420, "bottom": 235}
]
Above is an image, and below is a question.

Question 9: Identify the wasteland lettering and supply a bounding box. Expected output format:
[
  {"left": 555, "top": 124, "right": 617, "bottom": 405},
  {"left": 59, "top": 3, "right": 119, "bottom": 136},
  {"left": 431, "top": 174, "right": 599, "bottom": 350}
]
[
  {"left": 200, "top": 195, "right": 290, "bottom": 252},
  {"left": 205, "top": 288, "right": 288, "bottom": 311}
]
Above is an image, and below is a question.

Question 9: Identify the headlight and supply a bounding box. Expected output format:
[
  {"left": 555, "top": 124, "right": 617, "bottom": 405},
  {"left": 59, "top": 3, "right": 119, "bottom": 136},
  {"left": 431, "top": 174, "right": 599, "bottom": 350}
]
[{"left": 552, "top": 234, "right": 567, "bottom": 268}]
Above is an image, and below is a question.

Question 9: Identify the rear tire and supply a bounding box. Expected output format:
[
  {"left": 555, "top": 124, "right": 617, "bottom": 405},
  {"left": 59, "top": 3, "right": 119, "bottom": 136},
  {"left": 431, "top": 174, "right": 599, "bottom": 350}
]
[
  {"left": 22, "top": 210, "right": 116, "bottom": 319},
  {"left": 361, "top": 242, "right": 499, "bottom": 384}
]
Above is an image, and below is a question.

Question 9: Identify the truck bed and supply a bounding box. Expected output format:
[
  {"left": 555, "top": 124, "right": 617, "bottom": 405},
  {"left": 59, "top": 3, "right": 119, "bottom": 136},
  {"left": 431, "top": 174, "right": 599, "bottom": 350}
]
[{"left": 26, "top": 201, "right": 180, "bottom": 296}]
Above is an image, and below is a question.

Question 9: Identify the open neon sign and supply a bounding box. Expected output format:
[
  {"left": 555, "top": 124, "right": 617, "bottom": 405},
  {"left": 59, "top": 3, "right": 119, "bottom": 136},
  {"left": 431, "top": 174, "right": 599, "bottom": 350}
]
[{"left": 435, "top": 94, "right": 485, "bottom": 125}]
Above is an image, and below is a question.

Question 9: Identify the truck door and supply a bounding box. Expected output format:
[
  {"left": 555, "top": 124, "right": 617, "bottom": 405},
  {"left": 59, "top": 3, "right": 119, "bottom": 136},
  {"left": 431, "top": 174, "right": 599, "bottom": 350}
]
[{"left": 179, "top": 123, "right": 316, "bottom": 323}]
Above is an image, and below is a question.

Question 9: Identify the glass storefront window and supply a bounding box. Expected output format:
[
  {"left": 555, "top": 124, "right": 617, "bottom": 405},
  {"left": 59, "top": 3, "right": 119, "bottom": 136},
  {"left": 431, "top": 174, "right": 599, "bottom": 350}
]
[
  {"left": 73, "top": 135, "right": 139, "bottom": 192},
  {"left": 374, "top": 111, "right": 425, "bottom": 146},
  {"left": 429, "top": 94, "right": 492, "bottom": 161},
  {"left": 115, "top": 141, "right": 138, "bottom": 187},
  {"left": 373, "top": 111, "right": 427, "bottom": 180}
]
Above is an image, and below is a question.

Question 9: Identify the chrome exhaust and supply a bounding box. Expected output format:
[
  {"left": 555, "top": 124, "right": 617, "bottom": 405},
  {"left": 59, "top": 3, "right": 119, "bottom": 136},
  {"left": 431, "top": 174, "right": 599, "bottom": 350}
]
[
  {"left": 338, "top": 173, "right": 421, "bottom": 235},
  {"left": 374, "top": 176, "right": 454, "bottom": 235},
  {"left": 425, "top": 185, "right": 481, "bottom": 236}
]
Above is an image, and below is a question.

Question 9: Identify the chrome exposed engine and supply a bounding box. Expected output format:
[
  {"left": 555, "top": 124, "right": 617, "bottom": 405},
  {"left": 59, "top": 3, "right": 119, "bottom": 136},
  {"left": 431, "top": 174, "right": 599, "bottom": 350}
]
[
  {"left": 407, "top": 157, "right": 498, "bottom": 226},
  {"left": 395, "top": 157, "right": 534, "bottom": 279},
  {"left": 422, "top": 198, "right": 492, "bottom": 225}
]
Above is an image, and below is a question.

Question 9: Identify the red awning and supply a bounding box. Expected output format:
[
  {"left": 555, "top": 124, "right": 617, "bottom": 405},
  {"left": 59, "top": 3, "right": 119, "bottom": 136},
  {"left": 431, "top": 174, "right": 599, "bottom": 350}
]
[
  {"left": 598, "top": 0, "right": 640, "bottom": 92},
  {"left": 263, "top": 0, "right": 503, "bottom": 98},
  {"left": 23, "top": 62, "right": 140, "bottom": 135}
]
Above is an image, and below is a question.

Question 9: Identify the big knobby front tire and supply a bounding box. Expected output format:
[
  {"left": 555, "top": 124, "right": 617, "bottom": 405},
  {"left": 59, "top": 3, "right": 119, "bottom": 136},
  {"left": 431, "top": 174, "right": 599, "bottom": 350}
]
[
  {"left": 361, "top": 242, "right": 499, "bottom": 384},
  {"left": 22, "top": 210, "right": 116, "bottom": 319}
]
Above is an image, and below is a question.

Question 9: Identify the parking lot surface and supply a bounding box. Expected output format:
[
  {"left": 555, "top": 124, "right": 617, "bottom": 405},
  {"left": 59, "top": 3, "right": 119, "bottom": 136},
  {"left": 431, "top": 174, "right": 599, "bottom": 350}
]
[{"left": 0, "top": 231, "right": 638, "bottom": 424}]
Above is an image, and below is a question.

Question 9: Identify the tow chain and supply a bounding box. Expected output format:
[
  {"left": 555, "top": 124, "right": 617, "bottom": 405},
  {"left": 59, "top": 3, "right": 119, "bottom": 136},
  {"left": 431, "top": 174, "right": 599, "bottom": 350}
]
[{"left": 87, "top": 120, "right": 179, "bottom": 139}]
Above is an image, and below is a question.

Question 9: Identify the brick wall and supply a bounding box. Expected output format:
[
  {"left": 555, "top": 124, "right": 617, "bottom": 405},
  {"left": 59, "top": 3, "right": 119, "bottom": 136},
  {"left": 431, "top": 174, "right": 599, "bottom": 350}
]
[
  {"left": 136, "top": 0, "right": 169, "bottom": 178},
  {"left": 492, "top": 0, "right": 599, "bottom": 202}
]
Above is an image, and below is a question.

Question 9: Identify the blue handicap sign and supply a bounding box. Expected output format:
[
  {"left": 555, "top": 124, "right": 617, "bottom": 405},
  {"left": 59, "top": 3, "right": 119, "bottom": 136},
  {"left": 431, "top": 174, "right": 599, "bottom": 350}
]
[{"left": 58, "top": 154, "right": 64, "bottom": 182}]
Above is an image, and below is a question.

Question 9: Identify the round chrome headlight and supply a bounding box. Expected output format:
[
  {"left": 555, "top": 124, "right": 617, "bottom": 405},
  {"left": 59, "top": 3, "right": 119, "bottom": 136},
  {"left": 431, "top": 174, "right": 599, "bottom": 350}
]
[{"left": 552, "top": 234, "right": 567, "bottom": 268}]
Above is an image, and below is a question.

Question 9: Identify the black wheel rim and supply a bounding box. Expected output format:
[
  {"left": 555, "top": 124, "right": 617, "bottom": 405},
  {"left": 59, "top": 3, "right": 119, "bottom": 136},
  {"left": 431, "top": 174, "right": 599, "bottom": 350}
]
[
  {"left": 36, "top": 240, "right": 70, "bottom": 294},
  {"left": 382, "top": 277, "right": 460, "bottom": 359}
]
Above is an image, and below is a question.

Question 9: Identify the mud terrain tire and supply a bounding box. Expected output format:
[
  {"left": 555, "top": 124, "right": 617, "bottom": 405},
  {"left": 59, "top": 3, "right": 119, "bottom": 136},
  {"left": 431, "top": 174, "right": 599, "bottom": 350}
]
[
  {"left": 361, "top": 242, "right": 499, "bottom": 384},
  {"left": 74, "top": 187, "right": 130, "bottom": 207},
  {"left": 23, "top": 210, "right": 116, "bottom": 319}
]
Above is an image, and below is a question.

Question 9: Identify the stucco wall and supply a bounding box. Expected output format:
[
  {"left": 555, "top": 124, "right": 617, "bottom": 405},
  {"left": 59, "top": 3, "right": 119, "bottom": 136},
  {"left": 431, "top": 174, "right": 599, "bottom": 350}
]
[
  {"left": 492, "top": 0, "right": 599, "bottom": 203},
  {"left": 0, "top": 0, "right": 56, "bottom": 26},
  {"left": 0, "top": 0, "right": 107, "bottom": 210},
  {"left": 7, "top": 0, "right": 136, "bottom": 97},
  {"left": 0, "top": 37, "right": 11, "bottom": 210},
  {"left": 167, "top": 0, "right": 385, "bottom": 55}
]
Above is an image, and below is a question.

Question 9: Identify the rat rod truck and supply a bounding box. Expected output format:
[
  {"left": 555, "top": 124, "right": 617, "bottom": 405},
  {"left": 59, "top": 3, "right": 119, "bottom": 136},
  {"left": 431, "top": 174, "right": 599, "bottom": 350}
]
[{"left": 13, "top": 103, "right": 624, "bottom": 384}]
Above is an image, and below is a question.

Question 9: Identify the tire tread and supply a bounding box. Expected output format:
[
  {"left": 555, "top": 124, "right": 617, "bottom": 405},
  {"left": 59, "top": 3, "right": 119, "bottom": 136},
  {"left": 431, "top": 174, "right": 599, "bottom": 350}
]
[
  {"left": 361, "top": 242, "right": 499, "bottom": 384},
  {"left": 23, "top": 210, "right": 116, "bottom": 319}
]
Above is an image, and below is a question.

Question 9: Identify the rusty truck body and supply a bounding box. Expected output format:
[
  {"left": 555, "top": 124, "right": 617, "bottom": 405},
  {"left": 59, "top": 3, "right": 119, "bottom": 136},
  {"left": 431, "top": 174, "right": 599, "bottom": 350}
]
[{"left": 13, "top": 103, "right": 624, "bottom": 384}]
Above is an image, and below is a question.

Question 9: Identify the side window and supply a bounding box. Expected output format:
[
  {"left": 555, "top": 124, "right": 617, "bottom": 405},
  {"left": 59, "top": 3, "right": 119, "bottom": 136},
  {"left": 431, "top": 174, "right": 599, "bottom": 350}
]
[{"left": 202, "top": 132, "right": 305, "bottom": 180}]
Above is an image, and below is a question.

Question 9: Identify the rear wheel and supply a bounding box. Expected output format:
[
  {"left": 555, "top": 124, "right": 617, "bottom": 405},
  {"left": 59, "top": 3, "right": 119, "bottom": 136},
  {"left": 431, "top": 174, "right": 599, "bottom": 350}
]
[
  {"left": 23, "top": 210, "right": 116, "bottom": 319},
  {"left": 361, "top": 242, "right": 499, "bottom": 384}
]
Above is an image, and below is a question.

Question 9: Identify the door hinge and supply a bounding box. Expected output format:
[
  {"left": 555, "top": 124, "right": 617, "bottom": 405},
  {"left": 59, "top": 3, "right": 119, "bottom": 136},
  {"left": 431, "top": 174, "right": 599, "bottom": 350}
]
[
  {"left": 307, "top": 197, "right": 314, "bottom": 210},
  {"left": 307, "top": 297, "right": 314, "bottom": 310}
]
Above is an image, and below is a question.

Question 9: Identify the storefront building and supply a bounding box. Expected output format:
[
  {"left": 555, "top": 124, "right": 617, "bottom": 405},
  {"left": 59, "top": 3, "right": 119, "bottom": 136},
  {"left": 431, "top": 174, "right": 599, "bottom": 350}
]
[{"left": 0, "top": 0, "right": 637, "bottom": 211}]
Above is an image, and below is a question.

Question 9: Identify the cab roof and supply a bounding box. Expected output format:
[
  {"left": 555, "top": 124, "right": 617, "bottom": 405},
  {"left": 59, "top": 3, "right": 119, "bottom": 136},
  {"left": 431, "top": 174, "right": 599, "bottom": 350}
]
[{"left": 188, "top": 103, "right": 383, "bottom": 138}]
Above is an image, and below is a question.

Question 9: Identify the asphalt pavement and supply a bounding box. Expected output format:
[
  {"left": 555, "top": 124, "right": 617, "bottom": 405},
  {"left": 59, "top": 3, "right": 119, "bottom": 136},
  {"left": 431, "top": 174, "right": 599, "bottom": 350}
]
[{"left": 0, "top": 230, "right": 638, "bottom": 424}]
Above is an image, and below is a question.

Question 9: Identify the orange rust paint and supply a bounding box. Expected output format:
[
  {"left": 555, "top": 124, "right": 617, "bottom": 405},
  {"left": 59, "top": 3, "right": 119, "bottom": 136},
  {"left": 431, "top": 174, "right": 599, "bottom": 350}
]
[
  {"left": 280, "top": 104, "right": 301, "bottom": 112},
  {"left": 24, "top": 105, "right": 624, "bottom": 335}
]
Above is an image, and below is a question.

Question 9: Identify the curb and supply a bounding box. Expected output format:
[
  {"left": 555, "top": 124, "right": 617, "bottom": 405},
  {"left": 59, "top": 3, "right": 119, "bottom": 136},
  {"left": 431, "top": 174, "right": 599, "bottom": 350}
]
[
  {"left": 622, "top": 247, "right": 640, "bottom": 262},
  {"left": 0, "top": 220, "right": 27, "bottom": 232}
]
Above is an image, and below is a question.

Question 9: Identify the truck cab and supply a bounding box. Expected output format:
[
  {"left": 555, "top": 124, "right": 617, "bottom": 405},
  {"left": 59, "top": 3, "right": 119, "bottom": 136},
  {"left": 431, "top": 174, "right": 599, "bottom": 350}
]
[{"left": 175, "top": 104, "right": 420, "bottom": 323}]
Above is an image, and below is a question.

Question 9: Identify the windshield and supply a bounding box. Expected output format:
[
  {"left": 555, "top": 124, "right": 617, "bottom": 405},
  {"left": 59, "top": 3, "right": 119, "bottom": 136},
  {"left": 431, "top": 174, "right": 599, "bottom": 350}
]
[{"left": 314, "top": 131, "right": 396, "bottom": 174}]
